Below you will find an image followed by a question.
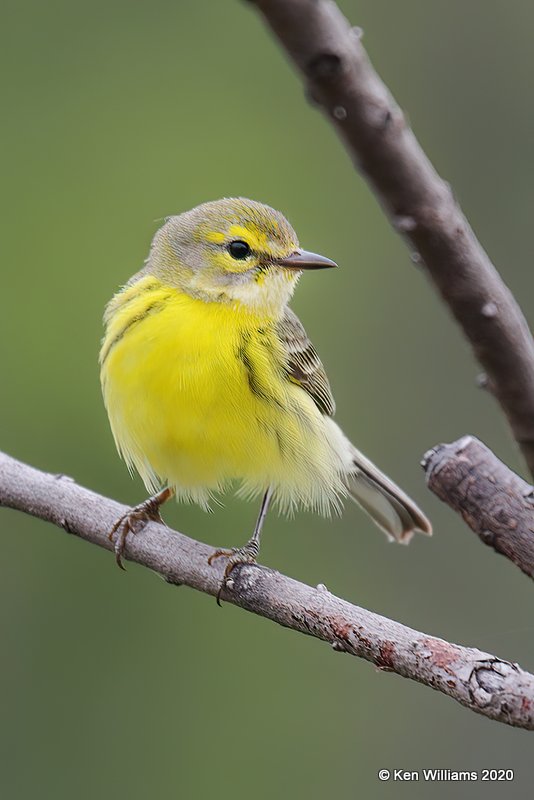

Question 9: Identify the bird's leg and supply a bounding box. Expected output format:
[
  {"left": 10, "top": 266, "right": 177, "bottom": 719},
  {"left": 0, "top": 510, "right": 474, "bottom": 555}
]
[
  {"left": 108, "top": 487, "right": 174, "bottom": 570},
  {"left": 208, "top": 487, "right": 273, "bottom": 604}
]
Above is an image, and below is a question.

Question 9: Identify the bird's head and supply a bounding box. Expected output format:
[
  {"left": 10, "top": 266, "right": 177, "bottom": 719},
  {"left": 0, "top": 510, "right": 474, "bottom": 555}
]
[{"left": 145, "top": 197, "right": 336, "bottom": 317}]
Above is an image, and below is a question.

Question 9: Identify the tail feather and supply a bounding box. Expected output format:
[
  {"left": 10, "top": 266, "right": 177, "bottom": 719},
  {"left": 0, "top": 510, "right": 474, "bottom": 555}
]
[{"left": 343, "top": 445, "right": 432, "bottom": 544}]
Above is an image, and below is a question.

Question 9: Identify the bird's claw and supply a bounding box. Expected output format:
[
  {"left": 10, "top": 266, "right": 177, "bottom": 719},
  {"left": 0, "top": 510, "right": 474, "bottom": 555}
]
[
  {"left": 108, "top": 500, "right": 165, "bottom": 570},
  {"left": 208, "top": 541, "right": 259, "bottom": 605}
]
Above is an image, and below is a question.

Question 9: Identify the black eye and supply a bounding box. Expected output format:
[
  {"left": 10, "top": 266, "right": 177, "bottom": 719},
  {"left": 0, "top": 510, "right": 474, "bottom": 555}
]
[{"left": 228, "top": 240, "right": 251, "bottom": 260}]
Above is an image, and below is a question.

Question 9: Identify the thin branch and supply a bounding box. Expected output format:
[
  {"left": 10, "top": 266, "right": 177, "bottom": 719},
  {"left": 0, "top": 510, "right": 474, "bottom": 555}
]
[
  {"left": 1, "top": 450, "right": 534, "bottom": 730},
  {"left": 250, "top": 0, "right": 534, "bottom": 478},
  {"left": 424, "top": 436, "right": 534, "bottom": 579}
]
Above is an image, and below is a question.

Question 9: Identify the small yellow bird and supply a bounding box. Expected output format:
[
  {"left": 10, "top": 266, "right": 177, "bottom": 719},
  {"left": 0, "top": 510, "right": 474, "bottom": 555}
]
[{"left": 100, "top": 198, "right": 431, "bottom": 594}]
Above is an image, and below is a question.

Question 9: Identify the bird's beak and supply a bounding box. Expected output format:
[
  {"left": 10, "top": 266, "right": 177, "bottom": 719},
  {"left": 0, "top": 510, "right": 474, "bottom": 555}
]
[{"left": 275, "top": 249, "right": 338, "bottom": 271}]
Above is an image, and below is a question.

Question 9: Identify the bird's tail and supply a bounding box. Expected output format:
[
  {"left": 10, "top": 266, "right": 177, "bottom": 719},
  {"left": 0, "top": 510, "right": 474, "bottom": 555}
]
[{"left": 342, "top": 444, "right": 432, "bottom": 544}]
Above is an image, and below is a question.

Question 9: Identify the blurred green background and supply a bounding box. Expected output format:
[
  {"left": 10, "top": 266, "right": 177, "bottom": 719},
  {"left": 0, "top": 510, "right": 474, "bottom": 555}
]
[{"left": 1, "top": 0, "right": 533, "bottom": 797}]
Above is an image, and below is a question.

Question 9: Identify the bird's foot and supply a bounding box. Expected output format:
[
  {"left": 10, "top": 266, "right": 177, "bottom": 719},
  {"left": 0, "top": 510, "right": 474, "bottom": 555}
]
[
  {"left": 208, "top": 538, "right": 260, "bottom": 605},
  {"left": 108, "top": 488, "right": 172, "bottom": 570}
]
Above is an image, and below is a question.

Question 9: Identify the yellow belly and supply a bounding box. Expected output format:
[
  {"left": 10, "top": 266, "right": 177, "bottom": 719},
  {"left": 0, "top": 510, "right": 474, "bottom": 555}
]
[{"left": 100, "top": 277, "right": 342, "bottom": 511}]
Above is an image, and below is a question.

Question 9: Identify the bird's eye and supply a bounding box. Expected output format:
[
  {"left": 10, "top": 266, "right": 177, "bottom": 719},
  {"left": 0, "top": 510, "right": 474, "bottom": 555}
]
[{"left": 228, "top": 240, "right": 251, "bottom": 260}]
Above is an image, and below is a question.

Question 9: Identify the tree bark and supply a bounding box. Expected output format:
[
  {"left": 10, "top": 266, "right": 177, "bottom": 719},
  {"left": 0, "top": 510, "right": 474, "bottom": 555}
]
[
  {"left": 424, "top": 436, "right": 534, "bottom": 579},
  {"left": 1, "top": 448, "right": 534, "bottom": 731}
]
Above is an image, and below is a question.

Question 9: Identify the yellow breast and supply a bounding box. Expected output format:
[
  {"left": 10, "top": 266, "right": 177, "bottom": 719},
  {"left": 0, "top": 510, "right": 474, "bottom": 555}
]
[{"left": 100, "top": 275, "right": 341, "bottom": 511}]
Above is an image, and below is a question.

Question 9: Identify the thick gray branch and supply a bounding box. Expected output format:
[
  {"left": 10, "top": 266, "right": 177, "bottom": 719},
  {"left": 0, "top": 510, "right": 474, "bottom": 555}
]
[
  {"left": 1, "top": 450, "right": 534, "bottom": 730},
  {"left": 250, "top": 0, "right": 534, "bottom": 477},
  {"left": 424, "top": 436, "right": 534, "bottom": 579}
]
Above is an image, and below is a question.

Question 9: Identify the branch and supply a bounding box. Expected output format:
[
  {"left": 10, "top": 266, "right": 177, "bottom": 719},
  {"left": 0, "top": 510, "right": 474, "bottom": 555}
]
[
  {"left": 424, "top": 436, "right": 534, "bottom": 579},
  {"left": 250, "top": 0, "right": 534, "bottom": 477},
  {"left": 1, "top": 450, "right": 534, "bottom": 730}
]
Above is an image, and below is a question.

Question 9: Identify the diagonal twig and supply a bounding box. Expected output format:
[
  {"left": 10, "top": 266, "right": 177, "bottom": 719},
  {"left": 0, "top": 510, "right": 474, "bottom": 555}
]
[
  {"left": 249, "top": 0, "right": 534, "bottom": 477},
  {"left": 424, "top": 436, "right": 534, "bottom": 579},
  {"left": 1, "top": 448, "right": 534, "bottom": 730}
]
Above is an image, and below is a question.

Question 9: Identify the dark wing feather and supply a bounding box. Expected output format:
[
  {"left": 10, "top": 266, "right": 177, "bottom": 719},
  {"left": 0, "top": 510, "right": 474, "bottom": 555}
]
[{"left": 276, "top": 306, "right": 336, "bottom": 416}]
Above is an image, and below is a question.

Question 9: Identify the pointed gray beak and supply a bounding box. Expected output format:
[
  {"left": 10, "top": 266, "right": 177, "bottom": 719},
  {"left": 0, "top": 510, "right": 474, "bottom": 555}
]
[{"left": 276, "top": 248, "right": 338, "bottom": 271}]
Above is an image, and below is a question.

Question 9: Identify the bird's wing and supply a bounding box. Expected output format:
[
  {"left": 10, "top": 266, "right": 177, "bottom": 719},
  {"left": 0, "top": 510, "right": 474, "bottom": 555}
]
[{"left": 276, "top": 306, "right": 336, "bottom": 416}]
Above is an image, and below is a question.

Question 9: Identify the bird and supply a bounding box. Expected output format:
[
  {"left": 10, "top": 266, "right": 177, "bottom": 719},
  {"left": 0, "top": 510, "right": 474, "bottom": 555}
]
[{"left": 100, "top": 198, "right": 431, "bottom": 598}]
